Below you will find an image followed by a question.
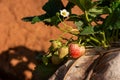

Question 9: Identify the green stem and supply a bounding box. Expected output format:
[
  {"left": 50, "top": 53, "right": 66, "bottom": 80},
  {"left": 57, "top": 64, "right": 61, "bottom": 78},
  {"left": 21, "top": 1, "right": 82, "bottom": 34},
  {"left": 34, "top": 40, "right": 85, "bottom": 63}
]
[
  {"left": 105, "top": 30, "right": 111, "bottom": 44},
  {"left": 115, "top": 29, "right": 119, "bottom": 41},
  {"left": 85, "top": 11, "right": 89, "bottom": 22},
  {"left": 78, "top": 37, "right": 82, "bottom": 44},
  {"left": 57, "top": 14, "right": 74, "bottom": 35},
  {"left": 57, "top": 14, "right": 72, "bottom": 29},
  {"left": 88, "top": 42, "right": 97, "bottom": 47},
  {"left": 58, "top": 15, "right": 67, "bottom": 27},
  {"left": 111, "top": 29, "right": 115, "bottom": 42},
  {"left": 56, "top": 26, "right": 69, "bottom": 41},
  {"left": 100, "top": 31, "right": 108, "bottom": 48},
  {"left": 101, "top": 32, "right": 106, "bottom": 43},
  {"left": 56, "top": 25, "right": 66, "bottom": 32},
  {"left": 90, "top": 36, "right": 101, "bottom": 45},
  {"left": 85, "top": 11, "right": 91, "bottom": 26}
]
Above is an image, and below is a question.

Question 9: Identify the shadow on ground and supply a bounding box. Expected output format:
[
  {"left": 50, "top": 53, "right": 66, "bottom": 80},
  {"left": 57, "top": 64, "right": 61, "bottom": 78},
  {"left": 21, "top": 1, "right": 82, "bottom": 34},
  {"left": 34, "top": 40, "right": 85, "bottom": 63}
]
[{"left": 0, "top": 46, "right": 46, "bottom": 80}]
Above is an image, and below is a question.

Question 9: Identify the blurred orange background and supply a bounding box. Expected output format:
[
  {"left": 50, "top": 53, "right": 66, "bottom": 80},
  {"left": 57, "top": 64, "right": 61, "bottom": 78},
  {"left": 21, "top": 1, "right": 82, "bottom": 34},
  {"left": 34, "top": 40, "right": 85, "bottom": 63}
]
[{"left": 0, "top": 0, "right": 82, "bottom": 80}]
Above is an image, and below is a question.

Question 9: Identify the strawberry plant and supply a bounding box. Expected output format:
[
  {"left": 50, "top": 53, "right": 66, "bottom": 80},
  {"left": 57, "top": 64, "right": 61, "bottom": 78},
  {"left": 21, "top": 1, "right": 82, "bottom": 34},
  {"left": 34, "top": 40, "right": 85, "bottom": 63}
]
[{"left": 23, "top": 0, "right": 120, "bottom": 79}]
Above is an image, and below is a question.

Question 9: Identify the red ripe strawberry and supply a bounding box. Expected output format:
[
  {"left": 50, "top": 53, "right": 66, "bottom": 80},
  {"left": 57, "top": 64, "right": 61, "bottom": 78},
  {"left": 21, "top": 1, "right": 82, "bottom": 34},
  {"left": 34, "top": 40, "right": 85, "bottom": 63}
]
[{"left": 69, "top": 43, "right": 85, "bottom": 58}]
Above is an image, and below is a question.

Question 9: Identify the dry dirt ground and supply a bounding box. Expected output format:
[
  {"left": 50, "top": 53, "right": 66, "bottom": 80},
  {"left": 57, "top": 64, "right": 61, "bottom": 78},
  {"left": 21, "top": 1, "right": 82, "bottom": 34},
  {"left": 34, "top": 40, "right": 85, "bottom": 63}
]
[{"left": 0, "top": 0, "right": 82, "bottom": 80}]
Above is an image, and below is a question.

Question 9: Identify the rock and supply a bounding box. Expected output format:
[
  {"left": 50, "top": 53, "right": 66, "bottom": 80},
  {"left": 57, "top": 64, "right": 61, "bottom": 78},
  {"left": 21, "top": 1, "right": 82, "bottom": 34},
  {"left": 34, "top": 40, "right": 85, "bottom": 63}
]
[
  {"left": 90, "top": 48, "right": 120, "bottom": 80},
  {"left": 49, "top": 48, "right": 120, "bottom": 80},
  {"left": 63, "top": 55, "right": 99, "bottom": 80},
  {"left": 49, "top": 48, "right": 100, "bottom": 80},
  {"left": 49, "top": 60, "right": 75, "bottom": 80}
]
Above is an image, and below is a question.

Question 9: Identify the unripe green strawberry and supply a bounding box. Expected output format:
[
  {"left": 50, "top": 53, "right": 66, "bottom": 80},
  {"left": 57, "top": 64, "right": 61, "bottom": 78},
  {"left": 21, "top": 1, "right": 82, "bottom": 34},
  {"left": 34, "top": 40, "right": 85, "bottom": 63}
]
[
  {"left": 58, "top": 46, "right": 69, "bottom": 59},
  {"left": 51, "top": 40, "right": 62, "bottom": 49},
  {"left": 51, "top": 55, "right": 61, "bottom": 65},
  {"left": 69, "top": 43, "right": 85, "bottom": 58}
]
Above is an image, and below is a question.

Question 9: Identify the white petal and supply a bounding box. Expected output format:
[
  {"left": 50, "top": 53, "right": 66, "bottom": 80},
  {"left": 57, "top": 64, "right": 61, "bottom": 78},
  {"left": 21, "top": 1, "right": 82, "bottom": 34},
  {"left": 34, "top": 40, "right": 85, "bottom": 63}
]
[{"left": 60, "top": 9, "right": 69, "bottom": 17}]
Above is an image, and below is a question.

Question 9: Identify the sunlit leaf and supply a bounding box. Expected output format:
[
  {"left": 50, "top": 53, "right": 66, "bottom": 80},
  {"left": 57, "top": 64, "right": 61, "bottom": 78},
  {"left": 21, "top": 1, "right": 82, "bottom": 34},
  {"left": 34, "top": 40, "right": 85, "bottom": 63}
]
[
  {"left": 31, "top": 16, "right": 40, "bottom": 24},
  {"left": 80, "top": 26, "right": 94, "bottom": 35}
]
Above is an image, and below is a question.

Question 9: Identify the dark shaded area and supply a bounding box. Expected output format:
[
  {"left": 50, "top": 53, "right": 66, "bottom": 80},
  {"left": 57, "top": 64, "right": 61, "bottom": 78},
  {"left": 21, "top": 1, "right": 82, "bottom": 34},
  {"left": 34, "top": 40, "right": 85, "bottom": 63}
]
[
  {"left": 42, "top": 0, "right": 64, "bottom": 16},
  {"left": 32, "top": 64, "right": 59, "bottom": 80},
  {"left": 0, "top": 46, "right": 46, "bottom": 80},
  {"left": 0, "top": 69, "right": 19, "bottom": 80},
  {"left": 22, "top": 0, "right": 64, "bottom": 25},
  {"left": 22, "top": 0, "right": 75, "bottom": 25},
  {"left": 32, "top": 55, "right": 69, "bottom": 80}
]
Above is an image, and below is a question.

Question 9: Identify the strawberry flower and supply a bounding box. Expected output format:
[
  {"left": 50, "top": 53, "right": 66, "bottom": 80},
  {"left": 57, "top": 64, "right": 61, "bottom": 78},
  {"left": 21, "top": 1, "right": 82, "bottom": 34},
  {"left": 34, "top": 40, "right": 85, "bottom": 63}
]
[{"left": 60, "top": 9, "right": 70, "bottom": 17}]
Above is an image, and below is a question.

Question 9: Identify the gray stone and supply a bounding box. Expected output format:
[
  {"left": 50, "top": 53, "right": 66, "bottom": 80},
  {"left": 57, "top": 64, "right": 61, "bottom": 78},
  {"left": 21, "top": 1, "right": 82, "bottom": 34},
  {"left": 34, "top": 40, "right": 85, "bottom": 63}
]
[{"left": 90, "top": 49, "right": 120, "bottom": 80}]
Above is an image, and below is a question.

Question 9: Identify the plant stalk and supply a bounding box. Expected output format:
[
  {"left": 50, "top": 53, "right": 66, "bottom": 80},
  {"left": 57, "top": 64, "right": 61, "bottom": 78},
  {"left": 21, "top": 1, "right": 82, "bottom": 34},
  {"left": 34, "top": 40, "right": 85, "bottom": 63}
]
[
  {"left": 100, "top": 31, "right": 108, "bottom": 48},
  {"left": 90, "top": 36, "right": 101, "bottom": 45}
]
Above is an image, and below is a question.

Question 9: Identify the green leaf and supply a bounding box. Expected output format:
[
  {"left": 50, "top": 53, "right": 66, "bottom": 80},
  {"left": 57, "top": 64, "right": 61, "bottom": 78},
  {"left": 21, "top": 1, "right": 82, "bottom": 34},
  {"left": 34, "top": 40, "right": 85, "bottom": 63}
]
[
  {"left": 31, "top": 16, "right": 40, "bottom": 24},
  {"left": 43, "top": 0, "right": 64, "bottom": 17},
  {"left": 22, "top": 14, "right": 49, "bottom": 24},
  {"left": 103, "top": 2, "right": 120, "bottom": 30},
  {"left": 69, "top": 0, "right": 93, "bottom": 11},
  {"left": 115, "top": 19, "right": 120, "bottom": 29},
  {"left": 88, "top": 7, "right": 111, "bottom": 18},
  {"left": 80, "top": 26, "right": 94, "bottom": 35},
  {"left": 89, "top": 7, "right": 111, "bottom": 14},
  {"left": 65, "top": 1, "right": 75, "bottom": 13},
  {"left": 98, "top": 0, "right": 120, "bottom": 7},
  {"left": 22, "top": 16, "right": 33, "bottom": 22},
  {"left": 68, "top": 14, "right": 79, "bottom": 20},
  {"left": 42, "top": 55, "right": 49, "bottom": 65},
  {"left": 75, "top": 21, "right": 83, "bottom": 30},
  {"left": 80, "top": 0, "right": 93, "bottom": 11},
  {"left": 22, "top": 0, "right": 64, "bottom": 25},
  {"left": 43, "top": 16, "right": 61, "bottom": 26},
  {"left": 69, "top": 0, "right": 84, "bottom": 11}
]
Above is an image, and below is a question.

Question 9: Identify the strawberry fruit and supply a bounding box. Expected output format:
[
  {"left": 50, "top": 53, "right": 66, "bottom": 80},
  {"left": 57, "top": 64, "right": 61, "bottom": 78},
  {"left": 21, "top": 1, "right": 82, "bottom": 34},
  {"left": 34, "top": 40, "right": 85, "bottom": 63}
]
[
  {"left": 51, "top": 55, "right": 61, "bottom": 65},
  {"left": 51, "top": 40, "right": 62, "bottom": 49},
  {"left": 58, "top": 46, "right": 69, "bottom": 59},
  {"left": 69, "top": 43, "right": 85, "bottom": 58}
]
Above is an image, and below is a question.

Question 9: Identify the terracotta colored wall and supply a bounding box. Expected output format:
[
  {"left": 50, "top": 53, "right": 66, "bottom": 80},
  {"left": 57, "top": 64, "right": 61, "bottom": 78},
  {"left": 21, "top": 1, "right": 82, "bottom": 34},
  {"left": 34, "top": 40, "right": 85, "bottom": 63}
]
[
  {"left": 0, "top": 0, "right": 63, "bottom": 53},
  {"left": 0, "top": 0, "right": 82, "bottom": 80},
  {"left": 0, "top": 0, "right": 62, "bottom": 80},
  {"left": 0, "top": 0, "right": 82, "bottom": 53}
]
